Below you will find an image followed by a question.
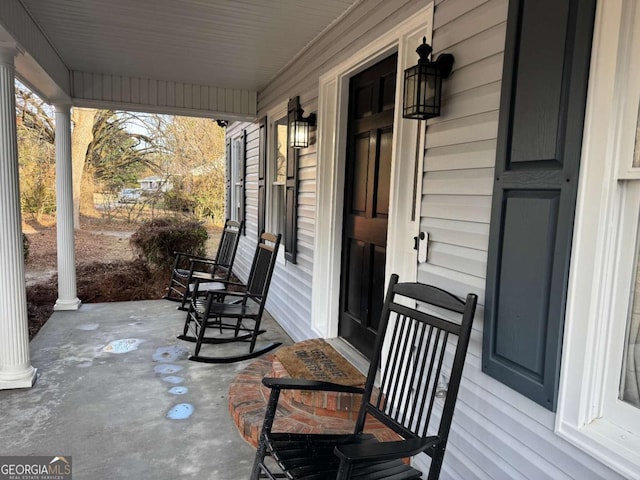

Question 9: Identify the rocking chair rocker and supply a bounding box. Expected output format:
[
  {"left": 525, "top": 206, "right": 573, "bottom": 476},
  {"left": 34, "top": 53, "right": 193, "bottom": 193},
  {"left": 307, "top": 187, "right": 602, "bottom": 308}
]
[
  {"left": 251, "top": 274, "right": 477, "bottom": 480},
  {"left": 178, "top": 231, "right": 281, "bottom": 364}
]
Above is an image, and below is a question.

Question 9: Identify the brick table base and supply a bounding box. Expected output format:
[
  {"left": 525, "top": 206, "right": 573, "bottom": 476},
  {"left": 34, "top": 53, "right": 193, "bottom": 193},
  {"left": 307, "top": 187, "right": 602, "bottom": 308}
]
[{"left": 228, "top": 345, "right": 400, "bottom": 448}]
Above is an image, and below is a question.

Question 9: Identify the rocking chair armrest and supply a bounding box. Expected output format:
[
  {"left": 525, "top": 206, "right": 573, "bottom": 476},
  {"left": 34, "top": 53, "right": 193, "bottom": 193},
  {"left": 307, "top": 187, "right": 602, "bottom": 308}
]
[
  {"left": 334, "top": 436, "right": 440, "bottom": 463},
  {"left": 261, "top": 377, "right": 365, "bottom": 394},
  {"left": 205, "top": 290, "right": 258, "bottom": 302},
  {"left": 201, "top": 279, "right": 244, "bottom": 289},
  {"left": 189, "top": 257, "right": 224, "bottom": 268},
  {"left": 173, "top": 251, "right": 211, "bottom": 261}
]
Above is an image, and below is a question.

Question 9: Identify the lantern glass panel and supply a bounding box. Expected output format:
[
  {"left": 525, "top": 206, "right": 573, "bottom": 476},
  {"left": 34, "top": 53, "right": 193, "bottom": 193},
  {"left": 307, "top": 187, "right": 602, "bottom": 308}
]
[{"left": 290, "top": 119, "right": 310, "bottom": 149}]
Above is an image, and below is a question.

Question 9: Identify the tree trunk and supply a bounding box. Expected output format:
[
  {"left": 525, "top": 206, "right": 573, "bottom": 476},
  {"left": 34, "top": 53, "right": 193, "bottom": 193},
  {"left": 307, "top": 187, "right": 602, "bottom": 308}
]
[{"left": 71, "top": 108, "right": 97, "bottom": 229}]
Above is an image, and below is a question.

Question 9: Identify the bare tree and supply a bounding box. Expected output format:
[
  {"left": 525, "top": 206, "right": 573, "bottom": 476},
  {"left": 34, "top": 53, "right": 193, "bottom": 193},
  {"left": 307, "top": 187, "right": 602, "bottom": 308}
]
[{"left": 71, "top": 107, "right": 97, "bottom": 227}]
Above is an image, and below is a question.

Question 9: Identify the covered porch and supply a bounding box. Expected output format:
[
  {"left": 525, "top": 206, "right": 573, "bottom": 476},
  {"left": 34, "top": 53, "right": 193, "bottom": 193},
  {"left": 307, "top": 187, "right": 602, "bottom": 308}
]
[{"left": 0, "top": 300, "right": 293, "bottom": 478}]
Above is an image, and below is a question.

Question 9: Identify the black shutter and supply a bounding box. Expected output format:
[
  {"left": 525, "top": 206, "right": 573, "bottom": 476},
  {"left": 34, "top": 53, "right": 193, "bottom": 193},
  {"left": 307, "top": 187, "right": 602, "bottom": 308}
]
[
  {"left": 482, "top": 0, "right": 596, "bottom": 410},
  {"left": 285, "top": 97, "right": 299, "bottom": 263},
  {"left": 257, "top": 117, "right": 267, "bottom": 239},
  {"left": 239, "top": 129, "right": 246, "bottom": 234},
  {"left": 225, "top": 137, "right": 231, "bottom": 220}
]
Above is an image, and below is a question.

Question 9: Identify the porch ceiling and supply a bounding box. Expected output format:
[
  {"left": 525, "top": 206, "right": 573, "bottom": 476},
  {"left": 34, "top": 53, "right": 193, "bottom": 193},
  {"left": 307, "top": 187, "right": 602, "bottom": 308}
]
[{"left": 20, "top": 0, "right": 358, "bottom": 91}]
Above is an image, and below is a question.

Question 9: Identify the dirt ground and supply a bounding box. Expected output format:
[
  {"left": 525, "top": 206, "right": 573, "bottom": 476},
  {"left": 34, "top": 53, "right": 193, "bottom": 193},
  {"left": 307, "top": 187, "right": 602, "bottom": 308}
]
[
  {"left": 25, "top": 222, "right": 136, "bottom": 285},
  {"left": 23, "top": 215, "right": 221, "bottom": 339}
]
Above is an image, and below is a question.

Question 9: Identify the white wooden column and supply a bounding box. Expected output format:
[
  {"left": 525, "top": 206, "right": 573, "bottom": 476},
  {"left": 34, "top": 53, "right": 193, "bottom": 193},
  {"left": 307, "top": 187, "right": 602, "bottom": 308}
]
[
  {"left": 0, "top": 46, "right": 37, "bottom": 389},
  {"left": 54, "top": 104, "right": 80, "bottom": 310}
]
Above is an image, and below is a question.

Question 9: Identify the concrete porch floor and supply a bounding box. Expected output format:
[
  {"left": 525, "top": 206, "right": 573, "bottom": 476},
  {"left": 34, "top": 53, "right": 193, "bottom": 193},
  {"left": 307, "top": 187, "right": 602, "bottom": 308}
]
[{"left": 0, "top": 300, "right": 293, "bottom": 479}]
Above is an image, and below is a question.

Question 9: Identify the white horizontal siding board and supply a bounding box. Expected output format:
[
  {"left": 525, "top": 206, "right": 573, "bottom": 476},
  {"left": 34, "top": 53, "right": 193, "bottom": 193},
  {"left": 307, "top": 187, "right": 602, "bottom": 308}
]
[
  {"left": 426, "top": 139, "right": 497, "bottom": 172},
  {"left": 437, "top": 23, "right": 506, "bottom": 73},
  {"left": 433, "top": 0, "right": 489, "bottom": 29},
  {"left": 428, "top": 242, "right": 486, "bottom": 277},
  {"left": 436, "top": 442, "right": 492, "bottom": 480},
  {"left": 425, "top": 111, "right": 499, "bottom": 148},
  {"left": 422, "top": 194, "right": 492, "bottom": 223},
  {"left": 422, "top": 168, "right": 494, "bottom": 196},
  {"left": 434, "top": 0, "right": 508, "bottom": 52},
  {"left": 448, "top": 407, "right": 547, "bottom": 480},
  {"left": 439, "top": 81, "right": 501, "bottom": 123},
  {"left": 447, "top": 53, "right": 504, "bottom": 96},
  {"left": 456, "top": 374, "right": 621, "bottom": 479},
  {"left": 418, "top": 263, "right": 486, "bottom": 301},
  {"left": 423, "top": 217, "right": 489, "bottom": 250}
]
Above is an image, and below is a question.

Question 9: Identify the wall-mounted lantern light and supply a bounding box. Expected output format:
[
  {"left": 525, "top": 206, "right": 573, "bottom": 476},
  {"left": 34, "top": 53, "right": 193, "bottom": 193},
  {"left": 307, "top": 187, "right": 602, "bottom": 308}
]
[
  {"left": 289, "top": 104, "right": 316, "bottom": 149},
  {"left": 403, "top": 37, "right": 455, "bottom": 120}
]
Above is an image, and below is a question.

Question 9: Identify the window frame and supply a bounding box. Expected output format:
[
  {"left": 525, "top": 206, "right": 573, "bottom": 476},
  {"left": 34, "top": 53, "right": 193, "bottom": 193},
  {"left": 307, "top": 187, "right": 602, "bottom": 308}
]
[
  {"left": 229, "top": 134, "right": 244, "bottom": 222},
  {"left": 556, "top": 1, "right": 640, "bottom": 476},
  {"left": 266, "top": 102, "right": 288, "bottom": 262}
]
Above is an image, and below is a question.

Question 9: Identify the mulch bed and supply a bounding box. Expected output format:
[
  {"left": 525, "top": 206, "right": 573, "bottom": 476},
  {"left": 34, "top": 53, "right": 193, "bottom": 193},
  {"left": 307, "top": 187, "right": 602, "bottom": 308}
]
[{"left": 26, "top": 259, "right": 168, "bottom": 339}]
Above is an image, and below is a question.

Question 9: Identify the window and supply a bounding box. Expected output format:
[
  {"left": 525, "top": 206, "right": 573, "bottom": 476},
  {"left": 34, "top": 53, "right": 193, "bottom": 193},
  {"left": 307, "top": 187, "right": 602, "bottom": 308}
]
[
  {"left": 226, "top": 132, "right": 245, "bottom": 224},
  {"left": 623, "top": 111, "right": 640, "bottom": 410},
  {"left": 269, "top": 116, "right": 287, "bottom": 236},
  {"left": 622, "top": 191, "right": 640, "bottom": 410},
  {"left": 556, "top": 2, "right": 640, "bottom": 476},
  {"left": 259, "top": 99, "right": 299, "bottom": 263}
]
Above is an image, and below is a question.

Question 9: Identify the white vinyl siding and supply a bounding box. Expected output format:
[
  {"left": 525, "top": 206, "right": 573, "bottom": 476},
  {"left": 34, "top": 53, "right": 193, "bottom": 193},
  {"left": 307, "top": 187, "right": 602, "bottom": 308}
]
[
  {"left": 415, "top": 0, "right": 622, "bottom": 479},
  {"left": 228, "top": 0, "right": 623, "bottom": 477}
]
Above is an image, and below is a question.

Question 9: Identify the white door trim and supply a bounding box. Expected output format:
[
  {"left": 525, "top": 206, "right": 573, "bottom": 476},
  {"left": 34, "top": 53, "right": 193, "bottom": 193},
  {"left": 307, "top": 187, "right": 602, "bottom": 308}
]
[{"left": 310, "top": 3, "right": 434, "bottom": 338}]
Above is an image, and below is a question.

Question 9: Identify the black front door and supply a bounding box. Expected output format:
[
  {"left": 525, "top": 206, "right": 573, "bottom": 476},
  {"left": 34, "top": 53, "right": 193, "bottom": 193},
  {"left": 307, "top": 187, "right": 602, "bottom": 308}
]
[{"left": 339, "top": 53, "right": 397, "bottom": 359}]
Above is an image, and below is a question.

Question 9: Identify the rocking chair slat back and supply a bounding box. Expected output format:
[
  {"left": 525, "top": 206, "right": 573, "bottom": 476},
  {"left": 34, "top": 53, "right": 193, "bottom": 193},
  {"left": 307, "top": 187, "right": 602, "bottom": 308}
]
[{"left": 355, "top": 276, "right": 477, "bottom": 458}]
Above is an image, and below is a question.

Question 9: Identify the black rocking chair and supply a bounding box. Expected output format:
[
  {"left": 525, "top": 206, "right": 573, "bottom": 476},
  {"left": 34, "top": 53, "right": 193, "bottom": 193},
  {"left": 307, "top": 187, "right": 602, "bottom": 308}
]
[
  {"left": 251, "top": 274, "right": 477, "bottom": 480},
  {"left": 164, "top": 219, "right": 243, "bottom": 309},
  {"left": 178, "top": 231, "right": 282, "bottom": 364}
]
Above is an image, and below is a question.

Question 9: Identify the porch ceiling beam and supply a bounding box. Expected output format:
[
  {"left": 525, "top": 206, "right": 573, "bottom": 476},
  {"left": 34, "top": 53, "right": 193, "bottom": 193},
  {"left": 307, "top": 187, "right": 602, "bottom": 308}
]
[
  {"left": 71, "top": 71, "right": 257, "bottom": 121},
  {"left": 0, "top": 0, "right": 70, "bottom": 103}
]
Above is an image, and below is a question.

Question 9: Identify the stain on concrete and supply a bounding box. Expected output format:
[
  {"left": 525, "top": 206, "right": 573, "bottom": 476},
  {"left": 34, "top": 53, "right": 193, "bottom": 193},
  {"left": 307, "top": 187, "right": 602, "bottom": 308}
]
[
  {"left": 152, "top": 345, "right": 190, "bottom": 362},
  {"left": 162, "top": 375, "right": 184, "bottom": 384},
  {"left": 168, "top": 386, "right": 188, "bottom": 395},
  {"left": 76, "top": 323, "right": 99, "bottom": 331},
  {"left": 154, "top": 364, "right": 184, "bottom": 375},
  {"left": 167, "top": 403, "right": 194, "bottom": 420},
  {"left": 102, "top": 338, "right": 143, "bottom": 354}
]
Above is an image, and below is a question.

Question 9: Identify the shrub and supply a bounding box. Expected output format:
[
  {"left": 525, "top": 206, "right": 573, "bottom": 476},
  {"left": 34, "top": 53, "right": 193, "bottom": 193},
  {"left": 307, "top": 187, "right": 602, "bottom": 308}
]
[{"left": 129, "top": 218, "right": 207, "bottom": 271}]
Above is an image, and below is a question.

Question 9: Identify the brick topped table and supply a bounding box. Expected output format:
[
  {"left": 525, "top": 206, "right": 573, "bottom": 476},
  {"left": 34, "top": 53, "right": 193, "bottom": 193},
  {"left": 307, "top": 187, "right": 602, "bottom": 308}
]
[{"left": 228, "top": 344, "right": 400, "bottom": 448}]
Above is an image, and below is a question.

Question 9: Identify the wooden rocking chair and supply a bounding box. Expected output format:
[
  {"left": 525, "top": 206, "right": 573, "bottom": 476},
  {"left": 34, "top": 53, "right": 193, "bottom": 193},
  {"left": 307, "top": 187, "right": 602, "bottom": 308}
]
[
  {"left": 178, "top": 232, "right": 281, "bottom": 364},
  {"left": 251, "top": 274, "right": 477, "bottom": 480},
  {"left": 164, "top": 219, "right": 243, "bottom": 309}
]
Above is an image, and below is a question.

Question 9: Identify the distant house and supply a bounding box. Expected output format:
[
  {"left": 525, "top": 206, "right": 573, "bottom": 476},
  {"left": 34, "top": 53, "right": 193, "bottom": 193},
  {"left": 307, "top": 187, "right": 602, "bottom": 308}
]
[{"left": 137, "top": 176, "right": 171, "bottom": 193}]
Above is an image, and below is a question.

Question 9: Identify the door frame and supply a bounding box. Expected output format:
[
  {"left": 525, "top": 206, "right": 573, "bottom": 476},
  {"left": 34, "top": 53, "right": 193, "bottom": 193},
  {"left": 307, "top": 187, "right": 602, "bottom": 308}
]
[{"left": 310, "top": 3, "right": 433, "bottom": 338}]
